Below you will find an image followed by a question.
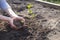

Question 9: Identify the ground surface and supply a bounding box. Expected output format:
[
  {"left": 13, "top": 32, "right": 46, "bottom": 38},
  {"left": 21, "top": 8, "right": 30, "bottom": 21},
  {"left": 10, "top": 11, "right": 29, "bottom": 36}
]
[{"left": 0, "top": 0, "right": 60, "bottom": 40}]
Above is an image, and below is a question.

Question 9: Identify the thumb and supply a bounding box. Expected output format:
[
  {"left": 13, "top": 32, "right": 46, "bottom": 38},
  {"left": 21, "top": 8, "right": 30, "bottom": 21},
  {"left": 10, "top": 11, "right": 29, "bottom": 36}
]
[{"left": 9, "top": 20, "right": 17, "bottom": 29}]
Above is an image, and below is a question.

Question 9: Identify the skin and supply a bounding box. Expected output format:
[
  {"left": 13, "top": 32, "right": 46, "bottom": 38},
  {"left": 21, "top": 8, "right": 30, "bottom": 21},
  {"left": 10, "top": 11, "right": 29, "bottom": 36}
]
[{"left": 0, "top": 1, "right": 25, "bottom": 30}]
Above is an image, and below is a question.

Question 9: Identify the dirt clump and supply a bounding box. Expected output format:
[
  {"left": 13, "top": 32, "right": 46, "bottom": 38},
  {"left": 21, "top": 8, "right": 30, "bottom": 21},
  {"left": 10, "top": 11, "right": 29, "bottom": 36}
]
[{"left": 13, "top": 19, "right": 24, "bottom": 29}]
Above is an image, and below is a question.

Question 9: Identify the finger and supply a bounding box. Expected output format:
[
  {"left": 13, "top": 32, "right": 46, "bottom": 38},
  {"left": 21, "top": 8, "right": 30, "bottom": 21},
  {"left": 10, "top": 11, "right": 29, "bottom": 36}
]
[
  {"left": 19, "top": 17, "right": 25, "bottom": 22},
  {"left": 9, "top": 20, "right": 17, "bottom": 29}
]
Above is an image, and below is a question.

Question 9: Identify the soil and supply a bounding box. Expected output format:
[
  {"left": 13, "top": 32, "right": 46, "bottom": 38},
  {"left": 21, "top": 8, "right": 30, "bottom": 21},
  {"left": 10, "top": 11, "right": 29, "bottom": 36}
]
[
  {"left": 13, "top": 19, "right": 24, "bottom": 29},
  {"left": 0, "top": 0, "right": 60, "bottom": 40}
]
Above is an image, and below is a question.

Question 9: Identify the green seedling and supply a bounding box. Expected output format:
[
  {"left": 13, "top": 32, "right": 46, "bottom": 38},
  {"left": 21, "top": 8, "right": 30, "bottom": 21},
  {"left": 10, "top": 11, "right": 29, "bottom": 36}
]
[
  {"left": 27, "top": 3, "right": 33, "bottom": 9},
  {"left": 27, "top": 3, "right": 36, "bottom": 18},
  {"left": 31, "top": 14, "right": 36, "bottom": 18},
  {"left": 27, "top": 3, "right": 33, "bottom": 14},
  {"left": 28, "top": 9, "right": 33, "bottom": 15}
]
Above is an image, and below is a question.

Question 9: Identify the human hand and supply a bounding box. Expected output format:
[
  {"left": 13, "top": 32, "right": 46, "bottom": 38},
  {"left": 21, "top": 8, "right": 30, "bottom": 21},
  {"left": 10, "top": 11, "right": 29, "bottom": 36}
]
[{"left": 8, "top": 16, "right": 25, "bottom": 30}]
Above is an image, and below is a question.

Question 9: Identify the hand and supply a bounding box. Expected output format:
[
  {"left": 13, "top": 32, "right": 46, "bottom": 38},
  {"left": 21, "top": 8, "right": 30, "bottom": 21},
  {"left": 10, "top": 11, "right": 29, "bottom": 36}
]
[
  {"left": 8, "top": 16, "right": 25, "bottom": 30},
  {"left": 12, "top": 16, "right": 25, "bottom": 22}
]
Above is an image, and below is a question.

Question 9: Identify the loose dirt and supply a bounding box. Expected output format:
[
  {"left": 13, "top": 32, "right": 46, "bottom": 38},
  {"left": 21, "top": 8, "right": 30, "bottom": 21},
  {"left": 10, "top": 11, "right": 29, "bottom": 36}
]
[{"left": 0, "top": 0, "right": 60, "bottom": 40}]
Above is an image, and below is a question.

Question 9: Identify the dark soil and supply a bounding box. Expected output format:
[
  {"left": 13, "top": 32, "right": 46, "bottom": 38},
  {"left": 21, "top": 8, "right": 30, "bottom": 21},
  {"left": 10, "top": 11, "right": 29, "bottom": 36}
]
[
  {"left": 0, "top": 0, "right": 60, "bottom": 40},
  {"left": 0, "top": 25, "right": 31, "bottom": 40},
  {"left": 13, "top": 19, "right": 24, "bottom": 29}
]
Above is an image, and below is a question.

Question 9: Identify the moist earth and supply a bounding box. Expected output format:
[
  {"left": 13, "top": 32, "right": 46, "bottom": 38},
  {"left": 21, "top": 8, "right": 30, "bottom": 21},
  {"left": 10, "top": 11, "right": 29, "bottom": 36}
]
[{"left": 0, "top": 0, "right": 60, "bottom": 40}]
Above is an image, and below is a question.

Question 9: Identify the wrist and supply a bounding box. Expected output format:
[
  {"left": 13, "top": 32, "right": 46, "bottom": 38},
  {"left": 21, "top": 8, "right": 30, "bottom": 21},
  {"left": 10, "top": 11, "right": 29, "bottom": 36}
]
[
  {"left": 5, "top": 8, "right": 18, "bottom": 18},
  {"left": 11, "top": 14, "right": 18, "bottom": 18}
]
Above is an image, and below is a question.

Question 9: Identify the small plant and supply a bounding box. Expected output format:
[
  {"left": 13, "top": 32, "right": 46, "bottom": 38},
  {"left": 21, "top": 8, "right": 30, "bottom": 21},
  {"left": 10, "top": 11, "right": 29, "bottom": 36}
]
[
  {"left": 27, "top": 3, "right": 33, "bottom": 9},
  {"left": 27, "top": 3, "right": 36, "bottom": 18}
]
